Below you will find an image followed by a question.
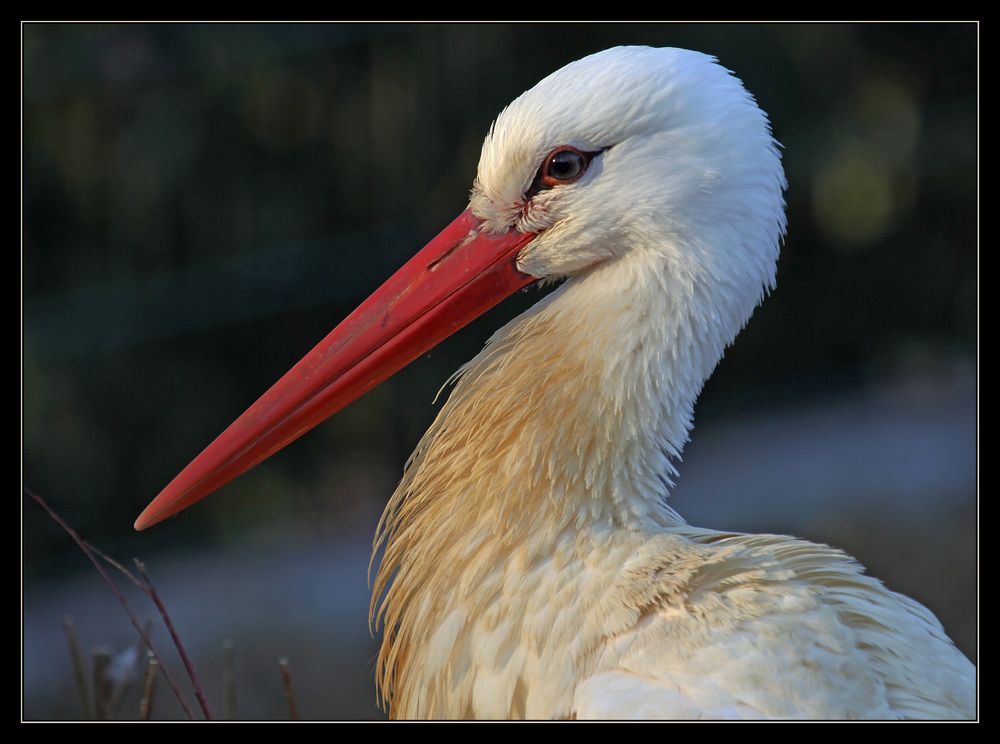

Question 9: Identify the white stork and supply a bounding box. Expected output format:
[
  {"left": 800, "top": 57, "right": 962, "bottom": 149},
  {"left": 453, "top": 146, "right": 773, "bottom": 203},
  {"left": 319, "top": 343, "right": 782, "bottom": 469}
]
[{"left": 135, "top": 46, "right": 975, "bottom": 720}]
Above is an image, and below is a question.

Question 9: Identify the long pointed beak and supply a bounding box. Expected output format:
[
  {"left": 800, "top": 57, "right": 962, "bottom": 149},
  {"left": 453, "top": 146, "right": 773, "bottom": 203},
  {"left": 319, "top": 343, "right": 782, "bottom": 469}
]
[{"left": 135, "top": 209, "right": 537, "bottom": 530}]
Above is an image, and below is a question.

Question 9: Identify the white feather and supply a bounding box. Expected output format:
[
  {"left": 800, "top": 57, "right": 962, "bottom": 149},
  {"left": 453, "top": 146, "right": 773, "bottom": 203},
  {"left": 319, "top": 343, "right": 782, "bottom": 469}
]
[{"left": 370, "top": 46, "right": 974, "bottom": 720}]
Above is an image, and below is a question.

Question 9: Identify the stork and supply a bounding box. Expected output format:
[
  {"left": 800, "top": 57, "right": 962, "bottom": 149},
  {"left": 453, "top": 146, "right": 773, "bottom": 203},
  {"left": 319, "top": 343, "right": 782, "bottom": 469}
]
[{"left": 135, "top": 47, "right": 975, "bottom": 719}]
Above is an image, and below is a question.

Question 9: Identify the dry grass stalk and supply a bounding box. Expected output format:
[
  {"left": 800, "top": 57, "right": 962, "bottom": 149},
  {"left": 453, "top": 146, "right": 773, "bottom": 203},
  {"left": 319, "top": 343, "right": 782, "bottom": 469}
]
[
  {"left": 223, "top": 639, "right": 237, "bottom": 719},
  {"left": 27, "top": 488, "right": 197, "bottom": 719},
  {"left": 139, "top": 652, "right": 159, "bottom": 720},
  {"left": 61, "top": 615, "right": 91, "bottom": 719},
  {"left": 92, "top": 647, "right": 112, "bottom": 720},
  {"left": 278, "top": 657, "right": 299, "bottom": 720}
]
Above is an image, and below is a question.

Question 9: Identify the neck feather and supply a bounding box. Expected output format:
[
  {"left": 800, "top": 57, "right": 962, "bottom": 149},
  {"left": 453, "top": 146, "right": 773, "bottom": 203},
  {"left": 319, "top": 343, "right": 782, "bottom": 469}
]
[{"left": 370, "top": 241, "right": 748, "bottom": 711}]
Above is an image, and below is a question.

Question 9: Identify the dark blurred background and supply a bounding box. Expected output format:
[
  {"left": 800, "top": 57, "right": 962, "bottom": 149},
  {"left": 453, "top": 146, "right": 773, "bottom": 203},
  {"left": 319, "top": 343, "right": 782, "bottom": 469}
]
[{"left": 23, "top": 23, "right": 976, "bottom": 720}]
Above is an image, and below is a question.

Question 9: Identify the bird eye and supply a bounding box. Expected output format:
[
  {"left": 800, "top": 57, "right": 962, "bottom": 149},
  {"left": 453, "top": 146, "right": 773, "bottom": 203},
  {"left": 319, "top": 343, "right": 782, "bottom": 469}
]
[
  {"left": 541, "top": 146, "right": 592, "bottom": 186},
  {"left": 524, "top": 146, "right": 602, "bottom": 202},
  {"left": 543, "top": 148, "right": 589, "bottom": 185}
]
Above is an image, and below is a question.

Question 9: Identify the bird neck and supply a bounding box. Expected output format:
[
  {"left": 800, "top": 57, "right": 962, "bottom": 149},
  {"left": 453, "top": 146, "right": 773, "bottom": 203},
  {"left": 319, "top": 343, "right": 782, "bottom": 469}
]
[
  {"left": 383, "top": 245, "right": 717, "bottom": 535},
  {"left": 371, "top": 243, "right": 745, "bottom": 708}
]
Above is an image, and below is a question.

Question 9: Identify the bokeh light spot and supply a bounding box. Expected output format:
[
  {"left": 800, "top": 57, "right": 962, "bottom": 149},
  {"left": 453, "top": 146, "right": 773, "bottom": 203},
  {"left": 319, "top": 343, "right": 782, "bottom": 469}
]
[{"left": 813, "top": 147, "right": 895, "bottom": 250}]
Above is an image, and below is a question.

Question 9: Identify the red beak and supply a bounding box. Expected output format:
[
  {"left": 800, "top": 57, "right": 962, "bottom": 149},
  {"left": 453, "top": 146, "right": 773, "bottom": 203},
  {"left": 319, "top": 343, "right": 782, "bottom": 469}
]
[{"left": 135, "top": 209, "right": 536, "bottom": 530}]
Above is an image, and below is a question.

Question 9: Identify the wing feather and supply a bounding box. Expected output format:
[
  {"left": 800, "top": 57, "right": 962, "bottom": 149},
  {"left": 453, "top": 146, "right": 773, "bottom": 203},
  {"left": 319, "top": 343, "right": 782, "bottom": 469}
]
[{"left": 572, "top": 531, "right": 975, "bottom": 720}]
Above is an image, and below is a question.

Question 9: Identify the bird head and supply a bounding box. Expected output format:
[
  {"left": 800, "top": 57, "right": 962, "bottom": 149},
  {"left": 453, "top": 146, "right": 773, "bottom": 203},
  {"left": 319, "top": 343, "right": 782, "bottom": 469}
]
[{"left": 471, "top": 46, "right": 786, "bottom": 304}]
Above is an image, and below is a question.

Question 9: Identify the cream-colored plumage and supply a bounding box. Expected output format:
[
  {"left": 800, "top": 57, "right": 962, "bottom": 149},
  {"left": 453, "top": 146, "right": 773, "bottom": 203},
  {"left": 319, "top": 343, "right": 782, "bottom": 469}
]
[{"left": 369, "top": 47, "right": 975, "bottom": 719}]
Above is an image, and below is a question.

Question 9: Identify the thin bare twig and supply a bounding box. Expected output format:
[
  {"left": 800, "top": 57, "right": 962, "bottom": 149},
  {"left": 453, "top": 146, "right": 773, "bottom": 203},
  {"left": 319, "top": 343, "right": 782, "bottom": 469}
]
[
  {"left": 223, "top": 638, "right": 237, "bottom": 720},
  {"left": 278, "top": 657, "right": 299, "bottom": 720},
  {"left": 62, "top": 615, "right": 91, "bottom": 719},
  {"left": 133, "top": 559, "right": 214, "bottom": 720},
  {"left": 92, "top": 647, "right": 112, "bottom": 720},
  {"left": 139, "top": 652, "right": 158, "bottom": 720},
  {"left": 88, "top": 544, "right": 214, "bottom": 718},
  {"left": 26, "top": 488, "right": 196, "bottom": 719},
  {"left": 85, "top": 541, "right": 145, "bottom": 590}
]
